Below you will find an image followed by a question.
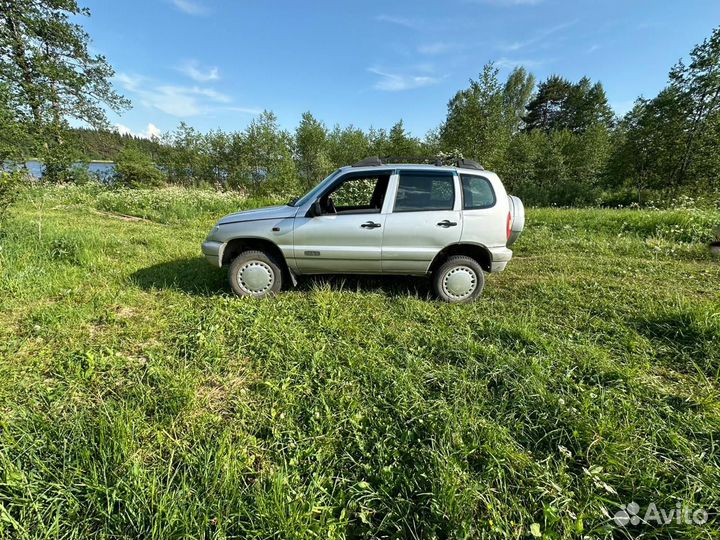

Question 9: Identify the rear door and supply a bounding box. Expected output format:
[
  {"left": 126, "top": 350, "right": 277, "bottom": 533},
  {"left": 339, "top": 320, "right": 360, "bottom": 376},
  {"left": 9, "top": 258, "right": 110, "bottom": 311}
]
[{"left": 381, "top": 169, "right": 462, "bottom": 273}]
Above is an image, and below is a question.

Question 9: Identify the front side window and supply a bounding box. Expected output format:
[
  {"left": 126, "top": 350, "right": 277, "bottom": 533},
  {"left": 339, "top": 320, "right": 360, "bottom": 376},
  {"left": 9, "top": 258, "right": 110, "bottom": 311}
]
[
  {"left": 320, "top": 172, "right": 390, "bottom": 214},
  {"left": 394, "top": 171, "right": 455, "bottom": 212},
  {"left": 461, "top": 174, "right": 496, "bottom": 209},
  {"left": 291, "top": 169, "right": 341, "bottom": 207}
]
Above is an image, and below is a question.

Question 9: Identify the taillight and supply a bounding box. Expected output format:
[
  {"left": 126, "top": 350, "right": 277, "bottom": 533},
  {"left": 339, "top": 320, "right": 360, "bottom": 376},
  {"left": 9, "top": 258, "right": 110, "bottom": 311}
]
[{"left": 506, "top": 211, "right": 512, "bottom": 240}]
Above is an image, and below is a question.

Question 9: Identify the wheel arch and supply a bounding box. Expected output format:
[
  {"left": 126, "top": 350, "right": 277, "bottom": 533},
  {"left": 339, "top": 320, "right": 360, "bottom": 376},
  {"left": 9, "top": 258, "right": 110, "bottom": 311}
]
[
  {"left": 428, "top": 243, "right": 493, "bottom": 274},
  {"left": 222, "top": 237, "right": 296, "bottom": 284}
]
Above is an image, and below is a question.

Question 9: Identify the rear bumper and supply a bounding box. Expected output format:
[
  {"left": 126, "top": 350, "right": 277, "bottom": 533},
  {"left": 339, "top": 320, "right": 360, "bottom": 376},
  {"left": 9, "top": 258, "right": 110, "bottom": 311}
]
[
  {"left": 201, "top": 241, "right": 225, "bottom": 267},
  {"left": 489, "top": 247, "right": 513, "bottom": 272}
]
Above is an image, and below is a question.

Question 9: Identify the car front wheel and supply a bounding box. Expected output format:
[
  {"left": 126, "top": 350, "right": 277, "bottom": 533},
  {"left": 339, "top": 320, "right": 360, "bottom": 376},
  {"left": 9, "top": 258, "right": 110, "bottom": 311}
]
[
  {"left": 432, "top": 255, "right": 485, "bottom": 303},
  {"left": 228, "top": 250, "right": 283, "bottom": 298}
]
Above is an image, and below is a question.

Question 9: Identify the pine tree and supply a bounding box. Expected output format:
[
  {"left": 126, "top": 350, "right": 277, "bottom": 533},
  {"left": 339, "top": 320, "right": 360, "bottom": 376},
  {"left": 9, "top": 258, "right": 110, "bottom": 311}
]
[{"left": 523, "top": 75, "right": 572, "bottom": 132}]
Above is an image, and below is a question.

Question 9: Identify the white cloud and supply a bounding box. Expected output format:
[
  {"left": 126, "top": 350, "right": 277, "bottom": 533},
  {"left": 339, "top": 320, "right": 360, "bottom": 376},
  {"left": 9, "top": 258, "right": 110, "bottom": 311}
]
[
  {"left": 225, "top": 106, "right": 263, "bottom": 115},
  {"left": 498, "top": 20, "right": 577, "bottom": 52},
  {"left": 114, "top": 72, "right": 234, "bottom": 117},
  {"left": 147, "top": 86, "right": 231, "bottom": 116},
  {"left": 178, "top": 60, "right": 220, "bottom": 82},
  {"left": 171, "top": 0, "right": 207, "bottom": 15},
  {"left": 368, "top": 67, "right": 441, "bottom": 92},
  {"left": 417, "top": 42, "right": 457, "bottom": 55},
  {"left": 494, "top": 57, "right": 546, "bottom": 69},
  {"left": 375, "top": 14, "right": 421, "bottom": 30},
  {"left": 147, "top": 123, "right": 162, "bottom": 139},
  {"left": 586, "top": 44, "right": 600, "bottom": 54},
  {"left": 115, "top": 72, "right": 141, "bottom": 92},
  {"left": 114, "top": 124, "right": 132, "bottom": 136},
  {"left": 115, "top": 123, "right": 162, "bottom": 140}
]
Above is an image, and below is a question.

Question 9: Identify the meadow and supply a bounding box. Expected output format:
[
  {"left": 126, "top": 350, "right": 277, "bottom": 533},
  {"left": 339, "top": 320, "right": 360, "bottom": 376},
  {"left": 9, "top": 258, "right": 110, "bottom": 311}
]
[{"left": 0, "top": 185, "right": 719, "bottom": 539}]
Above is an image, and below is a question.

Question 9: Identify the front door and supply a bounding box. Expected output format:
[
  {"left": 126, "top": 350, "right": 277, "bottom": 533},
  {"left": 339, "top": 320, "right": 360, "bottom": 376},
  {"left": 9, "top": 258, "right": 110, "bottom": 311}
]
[
  {"left": 382, "top": 169, "right": 462, "bottom": 273},
  {"left": 293, "top": 171, "right": 392, "bottom": 273}
]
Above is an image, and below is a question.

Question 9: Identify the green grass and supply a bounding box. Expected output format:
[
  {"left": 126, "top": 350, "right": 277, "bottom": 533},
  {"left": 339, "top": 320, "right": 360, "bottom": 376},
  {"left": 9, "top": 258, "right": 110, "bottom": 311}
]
[{"left": 1, "top": 185, "right": 719, "bottom": 539}]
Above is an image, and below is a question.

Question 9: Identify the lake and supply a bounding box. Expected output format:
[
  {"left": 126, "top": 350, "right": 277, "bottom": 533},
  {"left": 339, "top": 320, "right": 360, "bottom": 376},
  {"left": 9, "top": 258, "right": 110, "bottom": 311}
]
[{"left": 22, "top": 160, "right": 116, "bottom": 179}]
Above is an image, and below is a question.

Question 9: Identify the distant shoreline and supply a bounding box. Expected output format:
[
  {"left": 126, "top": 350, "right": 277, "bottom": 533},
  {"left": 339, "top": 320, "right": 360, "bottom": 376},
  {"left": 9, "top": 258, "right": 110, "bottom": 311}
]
[{"left": 8, "top": 159, "right": 117, "bottom": 179}]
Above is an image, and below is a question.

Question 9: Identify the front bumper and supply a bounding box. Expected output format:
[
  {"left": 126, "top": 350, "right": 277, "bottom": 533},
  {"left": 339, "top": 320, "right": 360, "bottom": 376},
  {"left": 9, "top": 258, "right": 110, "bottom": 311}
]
[{"left": 201, "top": 240, "right": 225, "bottom": 267}]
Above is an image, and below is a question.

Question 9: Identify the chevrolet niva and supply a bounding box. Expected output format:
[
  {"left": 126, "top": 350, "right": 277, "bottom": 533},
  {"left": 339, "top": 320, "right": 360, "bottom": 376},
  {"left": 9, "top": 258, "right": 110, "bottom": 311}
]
[{"left": 202, "top": 157, "right": 524, "bottom": 303}]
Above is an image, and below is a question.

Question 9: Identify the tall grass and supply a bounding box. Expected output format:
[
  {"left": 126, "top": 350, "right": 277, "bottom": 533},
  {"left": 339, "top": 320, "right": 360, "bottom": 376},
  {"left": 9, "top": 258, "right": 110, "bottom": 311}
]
[{"left": 0, "top": 185, "right": 719, "bottom": 539}]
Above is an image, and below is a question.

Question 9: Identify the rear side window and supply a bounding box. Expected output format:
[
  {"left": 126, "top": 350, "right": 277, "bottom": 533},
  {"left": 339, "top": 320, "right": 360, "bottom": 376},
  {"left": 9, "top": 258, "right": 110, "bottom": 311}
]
[
  {"left": 394, "top": 171, "right": 455, "bottom": 212},
  {"left": 461, "top": 174, "right": 496, "bottom": 209}
]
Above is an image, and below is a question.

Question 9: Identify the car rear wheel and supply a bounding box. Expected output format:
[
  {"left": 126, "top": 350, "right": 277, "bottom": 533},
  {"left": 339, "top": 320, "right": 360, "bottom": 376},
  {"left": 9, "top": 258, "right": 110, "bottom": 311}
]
[
  {"left": 432, "top": 255, "right": 485, "bottom": 303},
  {"left": 228, "top": 250, "right": 283, "bottom": 298}
]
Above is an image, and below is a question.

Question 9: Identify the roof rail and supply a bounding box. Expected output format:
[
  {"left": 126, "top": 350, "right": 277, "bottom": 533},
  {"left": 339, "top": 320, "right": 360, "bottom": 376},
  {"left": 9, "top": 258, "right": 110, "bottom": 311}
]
[
  {"left": 455, "top": 159, "right": 484, "bottom": 171},
  {"left": 351, "top": 156, "right": 484, "bottom": 170},
  {"left": 351, "top": 156, "right": 383, "bottom": 167}
]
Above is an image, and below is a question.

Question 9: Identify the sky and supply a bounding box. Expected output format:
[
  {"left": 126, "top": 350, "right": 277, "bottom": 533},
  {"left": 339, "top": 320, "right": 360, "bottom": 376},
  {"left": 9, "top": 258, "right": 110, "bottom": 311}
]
[{"left": 81, "top": 0, "right": 720, "bottom": 139}]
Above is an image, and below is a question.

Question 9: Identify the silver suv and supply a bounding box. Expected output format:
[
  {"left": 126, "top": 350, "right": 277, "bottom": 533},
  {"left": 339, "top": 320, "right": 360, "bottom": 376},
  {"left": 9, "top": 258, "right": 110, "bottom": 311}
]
[{"left": 202, "top": 157, "right": 524, "bottom": 303}]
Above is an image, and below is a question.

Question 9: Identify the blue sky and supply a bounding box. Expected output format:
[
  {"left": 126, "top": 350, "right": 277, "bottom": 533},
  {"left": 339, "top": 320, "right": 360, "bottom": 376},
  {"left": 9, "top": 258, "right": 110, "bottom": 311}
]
[{"left": 82, "top": 0, "right": 720, "bottom": 138}]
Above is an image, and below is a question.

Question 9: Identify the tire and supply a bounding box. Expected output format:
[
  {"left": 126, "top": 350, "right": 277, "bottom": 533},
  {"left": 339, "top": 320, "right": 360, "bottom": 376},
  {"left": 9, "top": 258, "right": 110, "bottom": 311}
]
[
  {"left": 228, "top": 250, "right": 283, "bottom": 298},
  {"left": 432, "top": 255, "right": 485, "bottom": 303}
]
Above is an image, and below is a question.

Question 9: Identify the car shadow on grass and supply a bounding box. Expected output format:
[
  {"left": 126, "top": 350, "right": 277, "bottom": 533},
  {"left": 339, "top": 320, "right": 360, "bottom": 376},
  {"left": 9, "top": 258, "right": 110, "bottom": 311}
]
[
  {"left": 295, "top": 274, "right": 433, "bottom": 300},
  {"left": 130, "top": 257, "right": 228, "bottom": 296},
  {"left": 130, "top": 257, "right": 433, "bottom": 300}
]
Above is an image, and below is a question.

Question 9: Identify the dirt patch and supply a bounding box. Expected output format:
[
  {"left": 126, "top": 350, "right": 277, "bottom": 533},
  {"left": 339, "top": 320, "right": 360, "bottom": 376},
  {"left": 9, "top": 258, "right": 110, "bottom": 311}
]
[
  {"left": 92, "top": 209, "right": 151, "bottom": 222},
  {"left": 115, "top": 306, "right": 136, "bottom": 319},
  {"left": 194, "top": 374, "right": 249, "bottom": 417}
]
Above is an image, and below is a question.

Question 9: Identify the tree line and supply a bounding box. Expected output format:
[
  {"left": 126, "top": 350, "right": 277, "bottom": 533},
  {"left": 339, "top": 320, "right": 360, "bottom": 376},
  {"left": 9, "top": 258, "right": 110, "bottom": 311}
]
[{"left": 1, "top": 1, "right": 719, "bottom": 206}]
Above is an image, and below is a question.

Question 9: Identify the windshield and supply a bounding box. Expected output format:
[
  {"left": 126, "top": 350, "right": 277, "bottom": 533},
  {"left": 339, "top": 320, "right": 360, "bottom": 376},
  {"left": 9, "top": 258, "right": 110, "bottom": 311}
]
[{"left": 289, "top": 169, "right": 342, "bottom": 207}]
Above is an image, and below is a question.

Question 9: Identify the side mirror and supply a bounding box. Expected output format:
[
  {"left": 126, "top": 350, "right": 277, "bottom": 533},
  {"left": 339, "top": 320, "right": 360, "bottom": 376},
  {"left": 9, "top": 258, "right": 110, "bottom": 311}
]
[{"left": 310, "top": 200, "right": 322, "bottom": 217}]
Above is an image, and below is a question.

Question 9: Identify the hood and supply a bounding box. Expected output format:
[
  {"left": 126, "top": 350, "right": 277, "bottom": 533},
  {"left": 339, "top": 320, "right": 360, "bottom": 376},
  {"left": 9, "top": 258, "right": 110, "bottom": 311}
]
[{"left": 217, "top": 204, "right": 298, "bottom": 225}]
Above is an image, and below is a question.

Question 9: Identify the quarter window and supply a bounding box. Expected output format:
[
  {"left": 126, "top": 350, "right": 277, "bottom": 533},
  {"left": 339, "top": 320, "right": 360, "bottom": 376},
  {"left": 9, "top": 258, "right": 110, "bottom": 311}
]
[
  {"left": 461, "top": 174, "right": 496, "bottom": 209},
  {"left": 394, "top": 171, "right": 455, "bottom": 212}
]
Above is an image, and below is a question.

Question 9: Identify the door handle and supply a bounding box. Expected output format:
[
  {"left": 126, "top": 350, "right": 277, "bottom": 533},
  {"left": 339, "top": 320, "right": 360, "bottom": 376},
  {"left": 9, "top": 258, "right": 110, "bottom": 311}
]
[
  {"left": 437, "top": 220, "right": 457, "bottom": 228},
  {"left": 361, "top": 221, "right": 382, "bottom": 229}
]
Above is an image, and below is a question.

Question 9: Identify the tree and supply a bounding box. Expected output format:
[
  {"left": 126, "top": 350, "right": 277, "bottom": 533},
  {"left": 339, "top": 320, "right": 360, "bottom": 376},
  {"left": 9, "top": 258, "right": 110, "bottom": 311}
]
[
  {"left": 294, "top": 112, "right": 332, "bottom": 188},
  {"left": 160, "top": 123, "right": 209, "bottom": 186},
  {"left": 439, "top": 63, "right": 509, "bottom": 169},
  {"left": 0, "top": 0, "right": 129, "bottom": 129},
  {"left": 606, "top": 26, "right": 720, "bottom": 195},
  {"left": 607, "top": 91, "right": 687, "bottom": 199},
  {"left": 561, "top": 77, "right": 614, "bottom": 132},
  {"left": 0, "top": 83, "right": 34, "bottom": 164},
  {"left": 241, "top": 111, "right": 297, "bottom": 196},
  {"left": 382, "top": 120, "right": 422, "bottom": 157},
  {"left": 523, "top": 75, "right": 572, "bottom": 132},
  {"left": 502, "top": 67, "right": 535, "bottom": 133},
  {"left": 524, "top": 76, "right": 613, "bottom": 133},
  {"left": 668, "top": 26, "right": 720, "bottom": 184},
  {"left": 114, "top": 145, "right": 166, "bottom": 188},
  {"left": 326, "top": 125, "right": 370, "bottom": 168}
]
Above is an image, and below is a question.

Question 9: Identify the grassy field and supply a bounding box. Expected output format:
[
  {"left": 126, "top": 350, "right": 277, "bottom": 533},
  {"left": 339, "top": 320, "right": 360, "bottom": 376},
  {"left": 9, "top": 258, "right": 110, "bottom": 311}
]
[{"left": 1, "top": 185, "right": 719, "bottom": 539}]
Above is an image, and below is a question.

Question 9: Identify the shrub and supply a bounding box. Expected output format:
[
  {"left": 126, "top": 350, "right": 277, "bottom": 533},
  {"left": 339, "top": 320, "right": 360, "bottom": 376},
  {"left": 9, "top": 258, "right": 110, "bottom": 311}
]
[
  {"left": 55, "top": 165, "right": 99, "bottom": 185},
  {"left": 0, "top": 171, "right": 25, "bottom": 224},
  {"left": 114, "top": 146, "right": 166, "bottom": 188}
]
